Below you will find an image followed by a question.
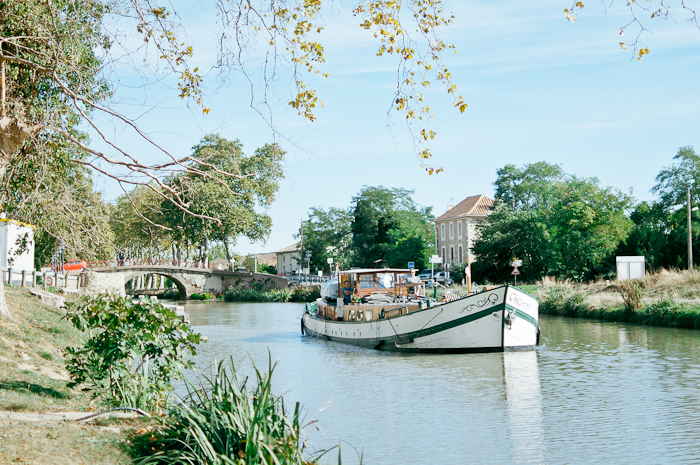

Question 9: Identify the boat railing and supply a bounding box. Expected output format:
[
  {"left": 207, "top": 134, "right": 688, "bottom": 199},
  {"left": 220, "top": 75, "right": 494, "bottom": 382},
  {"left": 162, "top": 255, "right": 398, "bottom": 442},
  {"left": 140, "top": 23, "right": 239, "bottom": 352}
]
[
  {"left": 379, "top": 306, "right": 408, "bottom": 319},
  {"left": 305, "top": 301, "right": 318, "bottom": 314}
]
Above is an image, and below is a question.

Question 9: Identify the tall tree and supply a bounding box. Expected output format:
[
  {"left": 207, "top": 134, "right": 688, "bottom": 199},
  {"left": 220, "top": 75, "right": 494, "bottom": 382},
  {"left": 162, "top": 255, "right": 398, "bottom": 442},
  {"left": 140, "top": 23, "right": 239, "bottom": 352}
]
[
  {"left": 351, "top": 186, "right": 433, "bottom": 268},
  {"left": 652, "top": 146, "right": 700, "bottom": 211},
  {"left": 161, "top": 135, "right": 284, "bottom": 266},
  {"left": 474, "top": 163, "right": 633, "bottom": 282},
  {"left": 300, "top": 207, "right": 354, "bottom": 272}
]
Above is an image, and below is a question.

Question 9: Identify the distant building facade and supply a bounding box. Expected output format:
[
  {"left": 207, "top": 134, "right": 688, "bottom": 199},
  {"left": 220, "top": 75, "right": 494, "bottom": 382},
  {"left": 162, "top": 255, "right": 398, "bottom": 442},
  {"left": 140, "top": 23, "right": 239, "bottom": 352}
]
[
  {"left": 276, "top": 243, "right": 301, "bottom": 276},
  {"left": 434, "top": 195, "right": 493, "bottom": 269}
]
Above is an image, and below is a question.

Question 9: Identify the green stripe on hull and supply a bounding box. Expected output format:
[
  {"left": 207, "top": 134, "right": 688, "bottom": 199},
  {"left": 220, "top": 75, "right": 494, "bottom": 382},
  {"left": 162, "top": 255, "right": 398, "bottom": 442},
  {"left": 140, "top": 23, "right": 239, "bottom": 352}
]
[
  {"left": 505, "top": 304, "right": 538, "bottom": 328},
  {"left": 306, "top": 302, "right": 506, "bottom": 348}
]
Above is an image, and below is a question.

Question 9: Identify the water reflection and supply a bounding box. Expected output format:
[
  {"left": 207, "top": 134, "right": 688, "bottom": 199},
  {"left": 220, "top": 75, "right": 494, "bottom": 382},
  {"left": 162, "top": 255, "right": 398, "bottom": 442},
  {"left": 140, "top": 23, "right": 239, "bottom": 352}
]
[{"left": 182, "top": 301, "right": 700, "bottom": 465}]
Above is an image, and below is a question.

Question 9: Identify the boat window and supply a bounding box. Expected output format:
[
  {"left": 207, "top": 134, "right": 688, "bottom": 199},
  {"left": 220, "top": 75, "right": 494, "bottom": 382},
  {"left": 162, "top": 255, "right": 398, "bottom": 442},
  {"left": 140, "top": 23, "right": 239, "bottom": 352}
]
[
  {"left": 377, "top": 273, "right": 393, "bottom": 289},
  {"left": 359, "top": 275, "right": 376, "bottom": 289}
]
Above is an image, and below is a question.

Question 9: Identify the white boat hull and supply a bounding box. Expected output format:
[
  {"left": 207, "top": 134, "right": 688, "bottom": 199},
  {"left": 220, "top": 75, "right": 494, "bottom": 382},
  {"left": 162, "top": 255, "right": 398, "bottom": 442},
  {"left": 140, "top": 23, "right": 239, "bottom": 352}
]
[{"left": 301, "top": 285, "right": 539, "bottom": 353}]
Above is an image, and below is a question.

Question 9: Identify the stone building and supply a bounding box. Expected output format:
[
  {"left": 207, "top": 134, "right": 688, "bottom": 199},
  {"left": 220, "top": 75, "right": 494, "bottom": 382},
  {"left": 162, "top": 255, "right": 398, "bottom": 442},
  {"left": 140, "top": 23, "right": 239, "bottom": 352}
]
[
  {"left": 434, "top": 195, "right": 493, "bottom": 269},
  {"left": 276, "top": 243, "right": 301, "bottom": 276}
]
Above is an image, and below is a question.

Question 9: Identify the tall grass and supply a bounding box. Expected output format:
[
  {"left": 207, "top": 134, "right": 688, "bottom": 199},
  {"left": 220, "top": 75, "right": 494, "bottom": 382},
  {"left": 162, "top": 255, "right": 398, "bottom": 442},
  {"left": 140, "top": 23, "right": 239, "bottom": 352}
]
[
  {"left": 538, "top": 284, "right": 700, "bottom": 329},
  {"left": 130, "top": 357, "right": 332, "bottom": 464}
]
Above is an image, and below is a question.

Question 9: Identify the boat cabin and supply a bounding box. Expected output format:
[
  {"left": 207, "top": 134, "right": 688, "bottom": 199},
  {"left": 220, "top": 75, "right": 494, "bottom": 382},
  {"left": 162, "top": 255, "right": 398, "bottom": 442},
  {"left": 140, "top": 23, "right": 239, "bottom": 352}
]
[{"left": 317, "top": 268, "right": 426, "bottom": 322}]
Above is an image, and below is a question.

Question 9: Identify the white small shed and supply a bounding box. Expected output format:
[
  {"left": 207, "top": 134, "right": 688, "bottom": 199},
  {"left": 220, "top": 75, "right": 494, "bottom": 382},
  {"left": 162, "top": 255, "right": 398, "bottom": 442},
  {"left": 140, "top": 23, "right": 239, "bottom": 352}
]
[
  {"left": 616, "top": 256, "right": 645, "bottom": 281},
  {"left": 0, "top": 218, "right": 35, "bottom": 284}
]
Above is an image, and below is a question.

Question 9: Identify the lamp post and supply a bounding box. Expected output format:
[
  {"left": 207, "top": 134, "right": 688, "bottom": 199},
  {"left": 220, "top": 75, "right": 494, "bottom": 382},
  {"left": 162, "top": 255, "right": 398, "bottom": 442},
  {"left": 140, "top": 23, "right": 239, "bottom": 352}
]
[{"left": 688, "top": 187, "right": 699, "bottom": 271}]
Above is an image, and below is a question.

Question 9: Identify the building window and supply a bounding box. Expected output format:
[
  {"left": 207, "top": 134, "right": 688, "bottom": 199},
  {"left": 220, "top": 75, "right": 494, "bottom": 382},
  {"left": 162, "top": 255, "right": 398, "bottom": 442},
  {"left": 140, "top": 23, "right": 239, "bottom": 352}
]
[
  {"left": 441, "top": 247, "right": 446, "bottom": 267},
  {"left": 450, "top": 247, "right": 454, "bottom": 262},
  {"left": 449, "top": 222, "right": 453, "bottom": 239},
  {"left": 441, "top": 224, "right": 445, "bottom": 239},
  {"left": 458, "top": 246, "right": 463, "bottom": 263},
  {"left": 458, "top": 221, "right": 462, "bottom": 238}
]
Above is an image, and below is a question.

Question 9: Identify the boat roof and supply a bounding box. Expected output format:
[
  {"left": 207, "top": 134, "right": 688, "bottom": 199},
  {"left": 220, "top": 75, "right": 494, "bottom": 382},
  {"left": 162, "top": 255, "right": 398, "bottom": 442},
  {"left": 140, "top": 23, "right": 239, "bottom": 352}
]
[{"left": 339, "top": 268, "right": 411, "bottom": 275}]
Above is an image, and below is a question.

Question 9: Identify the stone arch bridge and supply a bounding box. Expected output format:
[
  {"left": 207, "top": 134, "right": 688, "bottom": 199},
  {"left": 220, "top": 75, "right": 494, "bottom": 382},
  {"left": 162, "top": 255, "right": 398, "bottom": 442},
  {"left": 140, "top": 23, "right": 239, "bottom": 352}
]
[{"left": 84, "top": 265, "right": 288, "bottom": 299}]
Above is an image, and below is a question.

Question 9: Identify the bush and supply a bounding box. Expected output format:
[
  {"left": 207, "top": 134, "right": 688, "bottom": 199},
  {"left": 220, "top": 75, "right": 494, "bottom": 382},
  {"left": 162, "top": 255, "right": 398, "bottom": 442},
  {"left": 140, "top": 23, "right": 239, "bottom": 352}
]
[
  {"left": 130, "top": 358, "right": 324, "bottom": 464},
  {"left": 539, "top": 287, "right": 586, "bottom": 316},
  {"left": 159, "top": 289, "right": 180, "bottom": 300},
  {"left": 190, "top": 292, "right": 213, "bottom": 300},
  {"left": 290, "top": 286, "right": 321, "bottom": 302},
  {"left": 63, "top": 294, "right": 205, "bottom": 412},
  {"left": 619, "top": 280, "right": 643, "bottom": 314}
]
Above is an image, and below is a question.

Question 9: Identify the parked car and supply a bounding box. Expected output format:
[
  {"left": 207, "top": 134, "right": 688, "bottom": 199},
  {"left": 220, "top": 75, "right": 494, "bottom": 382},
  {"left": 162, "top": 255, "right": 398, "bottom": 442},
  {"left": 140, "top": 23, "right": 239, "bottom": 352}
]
[
  {"left": 417, "top": 268, "right": 434, "bottom": 282},
  {"left": 63, "top": 260, "right": 88, "bottom": 271},
  {"left": 433, "top": 271, "right": 453, "bottom": 285}
]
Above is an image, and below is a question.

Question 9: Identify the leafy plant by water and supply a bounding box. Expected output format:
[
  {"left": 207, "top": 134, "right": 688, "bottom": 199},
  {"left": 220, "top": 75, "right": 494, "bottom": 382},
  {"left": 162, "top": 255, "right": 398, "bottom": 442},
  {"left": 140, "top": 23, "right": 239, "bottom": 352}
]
[
  {"left": 190, "top": 292, "right": 214, "bottom": 300},
  {"left": 130, "top": 357, "right": 329, "bottom": 464},
  {"left": 619, "top": 280, "right": 644, "bottom": 313},
  {"left": 64, "top": 294, "right": 205, "bottom": 412}
]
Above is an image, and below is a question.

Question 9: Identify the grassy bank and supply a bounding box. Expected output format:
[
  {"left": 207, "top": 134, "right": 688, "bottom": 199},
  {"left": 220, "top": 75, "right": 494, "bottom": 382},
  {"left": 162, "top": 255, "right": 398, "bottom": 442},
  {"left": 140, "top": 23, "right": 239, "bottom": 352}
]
[
  {"left": 224, "top": 286, "right": 320, "bottom": 303},
  {"left": 535, "top": 270, "right": 700, "bottom": 329},
  {"left": 0, "top": 286, "right": 133, "bottom": 464},
  {"left": 1, "top": 287, "right": 335, "bottom": 464}
]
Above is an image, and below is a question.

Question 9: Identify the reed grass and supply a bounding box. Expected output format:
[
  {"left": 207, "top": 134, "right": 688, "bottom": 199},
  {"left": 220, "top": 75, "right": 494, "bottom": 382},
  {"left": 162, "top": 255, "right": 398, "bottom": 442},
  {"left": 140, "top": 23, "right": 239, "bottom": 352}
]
[
  {"left": 536, "top": 271, "right": 700, "bottom": 329},
  {"left": 130, "top": 357, "right": 331, "bottom": 464}
]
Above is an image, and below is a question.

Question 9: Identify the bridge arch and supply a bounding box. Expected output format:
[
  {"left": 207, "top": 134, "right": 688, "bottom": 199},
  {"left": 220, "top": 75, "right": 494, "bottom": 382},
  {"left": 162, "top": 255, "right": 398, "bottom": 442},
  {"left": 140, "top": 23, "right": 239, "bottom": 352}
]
[{"left": 123, "top": 271, "right": 187, "bottom": 300}]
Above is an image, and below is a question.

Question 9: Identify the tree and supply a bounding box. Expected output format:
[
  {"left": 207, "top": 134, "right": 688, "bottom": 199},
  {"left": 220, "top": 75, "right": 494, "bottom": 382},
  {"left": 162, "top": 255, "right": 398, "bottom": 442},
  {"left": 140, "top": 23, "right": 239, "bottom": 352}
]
[
  {"left": 474, "top": 163, "right": 633, "bottom": 282},
  {"left": 652, "top": 146, "right": 700, "bottom": 211},
  {"left": 382, "top": 209, "right": 435, "bottom": 270},
  {"left": 300, "top": 207, "right": 354, "bottom": 272},
  {"left": 351, "top": 186, "right": 433, "bottom": 268},
  {"left": 161, "top": 135, "right": 284, "bottom": 267},
  {"left": 2, "top": 134, "right": 115, "bottom": 266},
  {"left": 494, "top": 162, "right": 566, "bottom": 211}
]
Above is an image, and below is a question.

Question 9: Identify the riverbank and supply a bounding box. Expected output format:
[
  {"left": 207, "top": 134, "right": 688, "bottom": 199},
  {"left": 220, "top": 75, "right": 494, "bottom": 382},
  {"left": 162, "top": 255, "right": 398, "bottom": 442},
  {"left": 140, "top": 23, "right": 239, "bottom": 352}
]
[
  {"left": 0, "top": 287, "right": 327, "bottom": 464},
  {"left": 0, "top": 286, "right": 133, "bottom": 464},
  {"left": 533, "top": 271, "right": 700, "bottom": 329},
  {"left": 440, "top": 270, "right": 700, "bottom": 329}
]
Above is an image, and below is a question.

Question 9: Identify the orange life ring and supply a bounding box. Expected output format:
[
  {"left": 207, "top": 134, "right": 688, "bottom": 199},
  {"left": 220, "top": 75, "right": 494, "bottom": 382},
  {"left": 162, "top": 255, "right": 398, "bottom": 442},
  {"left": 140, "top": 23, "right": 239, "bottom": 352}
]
[{"left": 46, "top": 276, "right": 54, "bottom": 286}]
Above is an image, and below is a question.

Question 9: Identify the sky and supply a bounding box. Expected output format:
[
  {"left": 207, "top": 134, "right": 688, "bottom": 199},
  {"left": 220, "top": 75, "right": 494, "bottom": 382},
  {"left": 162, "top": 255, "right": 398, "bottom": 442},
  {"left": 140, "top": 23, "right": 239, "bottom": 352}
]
[{"left": 89, "top": 0, "right": 700, "bottom": 256}]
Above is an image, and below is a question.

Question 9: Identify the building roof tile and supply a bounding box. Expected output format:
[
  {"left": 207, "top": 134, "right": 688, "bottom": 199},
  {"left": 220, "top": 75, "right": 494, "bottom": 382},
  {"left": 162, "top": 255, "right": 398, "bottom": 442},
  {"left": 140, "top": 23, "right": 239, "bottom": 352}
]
[
  {"left": 276, "top": 243, "right": 300, "bottom": 254},
  {"left": 435, "top": 195, "right": 493, "bottom": 221}
]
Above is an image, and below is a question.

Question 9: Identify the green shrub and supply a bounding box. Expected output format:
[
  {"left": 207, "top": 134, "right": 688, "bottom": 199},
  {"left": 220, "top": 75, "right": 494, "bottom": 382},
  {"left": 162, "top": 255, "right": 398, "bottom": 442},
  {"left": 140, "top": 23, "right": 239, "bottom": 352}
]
[
  {"left": 223, "top": 286, "right": 319, "bottom": 303},
  {"left": 290, "top": 286, "right": 320, "bottom": 302},
  {"left": 63, "top": 294, "right": 205, "bottom": 413},
  {"left": 130, "top": 358, "right": 325, "bottom": 464},
  {"left": 189, "top": 292, "right": 213, "bottom": 301},
  {"left": 159, "top": 289, "right": 180, "bottom": 300}
]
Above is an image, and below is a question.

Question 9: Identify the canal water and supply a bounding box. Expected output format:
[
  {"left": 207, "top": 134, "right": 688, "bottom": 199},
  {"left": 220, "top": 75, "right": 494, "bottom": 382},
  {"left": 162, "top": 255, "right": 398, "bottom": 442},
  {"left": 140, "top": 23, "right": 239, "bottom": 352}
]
[{"left": 182, "top": 301, "right": 700, "bottom": 464}]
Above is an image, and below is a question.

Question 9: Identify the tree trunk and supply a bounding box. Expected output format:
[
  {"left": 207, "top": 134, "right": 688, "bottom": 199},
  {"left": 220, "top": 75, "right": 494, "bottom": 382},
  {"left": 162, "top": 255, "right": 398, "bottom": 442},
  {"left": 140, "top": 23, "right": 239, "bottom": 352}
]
[
  {"left": 0, "top": 116, "right": 39, "bottom": 319},
  {"left": 202, "top": 238, "right": 210, "bottom": 269},
  {"left": 225, "top": 238, "right": 233, "bottom": 263}
]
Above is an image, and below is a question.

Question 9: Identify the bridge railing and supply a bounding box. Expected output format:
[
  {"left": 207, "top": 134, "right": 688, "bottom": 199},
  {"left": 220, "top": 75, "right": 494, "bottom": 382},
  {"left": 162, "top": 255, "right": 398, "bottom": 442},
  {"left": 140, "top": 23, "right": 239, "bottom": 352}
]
[
  {"left": 286, "top": 274, "right": 330, "bottom": 286},
  {"left": 87, "top": 259, "right": 211, "bottom": 269},
  {"left": 2, "top": 267, "right": 84, "bottom": 290}
]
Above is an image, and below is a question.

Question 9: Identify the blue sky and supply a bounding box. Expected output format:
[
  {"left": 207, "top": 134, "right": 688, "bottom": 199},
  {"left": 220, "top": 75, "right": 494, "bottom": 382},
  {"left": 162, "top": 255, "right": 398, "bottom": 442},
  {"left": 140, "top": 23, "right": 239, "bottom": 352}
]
[{"left": 90, "top": 0, "right": 700, "bottom": 255}]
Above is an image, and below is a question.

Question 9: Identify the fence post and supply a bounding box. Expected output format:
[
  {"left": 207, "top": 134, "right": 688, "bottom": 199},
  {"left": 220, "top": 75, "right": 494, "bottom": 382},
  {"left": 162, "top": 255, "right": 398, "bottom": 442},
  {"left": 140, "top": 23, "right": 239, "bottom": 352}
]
[
  {"left": 42, "top": 272, "right": 46, "bottom": 289},
  {"left": 21, "top": 270, "right": 26, "bottom": 287},
  {"left": 7, "top": 267, "right": 13, "bottom": 286},
  {"left": 32, "top": 271, "right": 37, "bottom": 288}
]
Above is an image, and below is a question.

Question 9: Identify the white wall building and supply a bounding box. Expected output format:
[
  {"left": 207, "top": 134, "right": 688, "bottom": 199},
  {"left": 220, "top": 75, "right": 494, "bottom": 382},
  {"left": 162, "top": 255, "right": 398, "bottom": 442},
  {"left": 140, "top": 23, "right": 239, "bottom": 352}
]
[
  {"left": 276, "top": 243, "right": 301, "bottom": 276},
  {"left": 434, "top": 195, "right": 493, "bottom": 270},
  {"left": 0, "top": 219, "right": 35, "bottom": 279}
]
